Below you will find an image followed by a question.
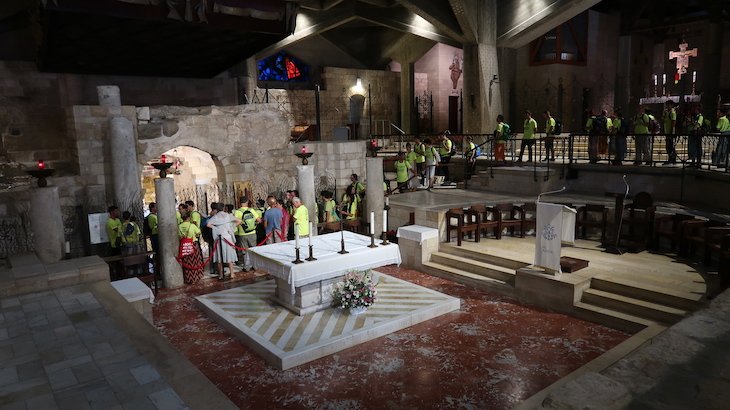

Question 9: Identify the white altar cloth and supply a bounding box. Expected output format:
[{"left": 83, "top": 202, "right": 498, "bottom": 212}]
[{"left": 249, "top": 231, "right": 401, "bottom": 292}]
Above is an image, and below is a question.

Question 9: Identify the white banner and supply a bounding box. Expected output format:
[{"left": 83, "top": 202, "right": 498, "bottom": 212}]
[{"left": 534, "top": 203, "right": 576, "bottom": 273}]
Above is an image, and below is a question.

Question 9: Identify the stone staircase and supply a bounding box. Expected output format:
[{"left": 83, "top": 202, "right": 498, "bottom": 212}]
[
  {"left": 421, "top": 243, "right": 528, "bottom": 296},
  {"left": 574, "top": 274, "right": 703, "bottom": 331},
  {"left": 420, "top": 242, "right": 703, "bottom": 332}
]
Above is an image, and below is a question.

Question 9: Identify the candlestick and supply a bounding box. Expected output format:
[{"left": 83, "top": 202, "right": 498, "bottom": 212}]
[
  {"left": 368, "top": 232, "right": 378, "bottom": 248},
  {"left": 294, "top": 224, "right": 300, "bottom": 249},
  {"left": 370, "top": 211, "right": 375, "bottom": 235},
  {"left": 338, "top": 218, "right": 349, "bottom": 254},
  {"left": 292, "top": 247, "right": 304, "bottom": 264},
  {"left": 306, "top": 244, "right": 317, "bottom": 261}
]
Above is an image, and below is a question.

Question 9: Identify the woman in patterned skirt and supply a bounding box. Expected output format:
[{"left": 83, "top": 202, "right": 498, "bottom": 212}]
[{"left": 178, "top": 211, "right": 204, "bottom": 284}]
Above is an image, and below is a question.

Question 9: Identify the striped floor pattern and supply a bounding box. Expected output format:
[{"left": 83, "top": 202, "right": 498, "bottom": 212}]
[{"left": 196, "top": 272, "right": 460, "bottom": 369}]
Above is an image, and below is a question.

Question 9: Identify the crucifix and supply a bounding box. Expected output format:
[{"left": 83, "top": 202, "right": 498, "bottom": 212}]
[{"left": 669, "top": 42, "right": 698, "bottom": 84}]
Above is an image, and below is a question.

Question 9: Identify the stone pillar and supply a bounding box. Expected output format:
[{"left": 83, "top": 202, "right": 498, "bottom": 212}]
[
  {"left": 155, "top": 178, "right": 183, "bottom": 288},
  {"left": 238, "top": 57, "right": 258, "bottom": 104},
  {"left": 110, "top": 117, "right": 141, "bottom": 212},
  {"left": 296, "top": 165, "right": 317, "bottom": 236},
  {"left": 461, "top": 0, "right": 501, "bottom": 134},
  {"left": 400, "top": 62, "right": 416, "bottom": 134},
  {"left": 365, "top": 157, "right": 385, "bottom": 234},
  {"left": 29, "top": 187, "right": 65, "bottom": 263},
  {"left": 97, "top": 85, "right": 121, "bottom": 107},
  {"left": 614, "top": 35, "right": 632, "bottom": 113},
  {"left": 703, "top": 20, "right": 724, "bottom": 117}
]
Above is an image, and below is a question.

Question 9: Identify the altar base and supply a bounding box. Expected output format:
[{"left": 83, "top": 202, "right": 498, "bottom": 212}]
[{"left": 196, "top": 272, "right": 460, "bottom": 370}]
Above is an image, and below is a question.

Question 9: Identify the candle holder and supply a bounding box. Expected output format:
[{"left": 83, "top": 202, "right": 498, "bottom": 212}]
[
  {"left": 306, "top": 244, "right": 317, "bottom": 261},
  {"left": 151, "top": 162, "right": 174, "bottom": 178},
  {"left": 381, "top": 231, "right": 390, "bottom": 246},
  {"left": 368, "top": 146, "right": 382, "bottom": 157},
  {"left": 368, "top": 233, "right": 378, "bottom": 248},
  {"left": 292, "top": 247, "right": 304, "bottom": 264},
  {"left": 295, "top": 152, "right": 314, "bottom": 165},
  {"left": 26, "top": 169, "right": 55, "bottom": 188},
  {"left": 338, "top": 219, "right": 349, "bottom": 254}
]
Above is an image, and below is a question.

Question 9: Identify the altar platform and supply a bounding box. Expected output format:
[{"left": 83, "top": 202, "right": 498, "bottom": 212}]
[
  {"left": 248, "top": 231, "right": 402, "bottom": 315},
  {"left": 195, "top": 272, "right": 460, "bottom": 370}
]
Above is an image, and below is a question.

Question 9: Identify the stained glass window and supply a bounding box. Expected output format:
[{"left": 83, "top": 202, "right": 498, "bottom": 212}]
[
  {"left": 530, "top": 12, "right": 588, "bottom": 66},
  {"left": 258, "top": 52, "right": 310, "bottom": 82}
]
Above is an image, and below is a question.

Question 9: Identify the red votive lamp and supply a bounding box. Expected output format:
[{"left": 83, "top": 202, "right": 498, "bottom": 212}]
[
  {"left": 301, "top": 146, "right": 307, "bottom": 154},
  {"left": 37, "top": 160, "right": 45, "bottom": 170},
  {"left": 371, "top": 139, "right": 377, "bottom": 148},
  {"left": 161, "top": 154, "right": 167, "bottom": 164}
]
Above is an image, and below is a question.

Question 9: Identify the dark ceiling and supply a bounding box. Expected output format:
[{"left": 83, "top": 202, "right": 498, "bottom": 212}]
[{"left": 0, "top": 0, "right": 726, "bottom": 78}]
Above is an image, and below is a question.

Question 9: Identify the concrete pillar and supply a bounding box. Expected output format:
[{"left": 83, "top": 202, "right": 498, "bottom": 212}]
[
  {"left": 97, "top": 85, "right": 121, "bottom": 107},
  {"left": 155, "top": 178, "right": 184, "bottom": 288},
  {"left": 296, "top": 165, "right": 317, "bottom": 236},
  {"left": 238, "top": 57, "right": 258, "bottom": 104},
  {"left": 614, "top": 35, "right": 632, "bottom": 112},
  {"left": 365, "top": 157, "right": 385, "bottom": 234},
  {"left": 462, "top": 0, "right": 501, "bottom": 134},
  {"left": 110, "top": 117, "right": 141, "bottom": 213},
  {"left": 400, "top": 62, "right": 416, "bottom": 134},
  {"left": 29, "top": 187, "right": 65, "bottom": 263}
]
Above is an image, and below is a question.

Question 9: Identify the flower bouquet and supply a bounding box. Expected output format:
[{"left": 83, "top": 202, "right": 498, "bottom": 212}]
[{"left": 331, "top": 270, "right": 378, "bottom": 314}]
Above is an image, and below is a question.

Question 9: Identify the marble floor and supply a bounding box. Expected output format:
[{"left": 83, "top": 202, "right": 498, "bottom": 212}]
[{"left": 153, "top": 267, "right": 629, "bottom": 409}]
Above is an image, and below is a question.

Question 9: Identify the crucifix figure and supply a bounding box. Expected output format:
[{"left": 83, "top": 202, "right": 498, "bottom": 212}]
[{"left": 669, "top": 42, "right": 698, "bottom": 83}]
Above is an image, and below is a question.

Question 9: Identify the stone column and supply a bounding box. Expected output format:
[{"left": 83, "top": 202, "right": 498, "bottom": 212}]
[
  {"left": 155, "top": 178, "right": 183, "bottom": 288},
  {"left": 29, "top": 187, "right": 65, "bottom": 263},
  {"left": 614, "top": 35, "right": 632, "bottom": 113},
  {"left": 400, "top": 62, "right": 416, "bottom": 134},
  {"left": 296, "top": 165, "right": 317, "bottom": 236},
  {"left": 365, "top": 157, "right": 385, "bottom": 234},
  {"left": 97, "top": 85, "right": 121, "bottom": 107},
  {"left": 110, "top": 117, "right": 141, "bottom": 212}
]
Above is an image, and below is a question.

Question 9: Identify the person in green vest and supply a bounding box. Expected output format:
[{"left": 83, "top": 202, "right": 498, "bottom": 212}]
[
  {"left": 519, "top": 110, "right": 538, "bottom": 163},
  {"left": 105, "top": 205, "right": 122, "bottom": 256},
  {"left": 147, "top": 202, "right": 159, "bottom": 255},
  {"left": 494, "top": 115, "right": 508, "bottom": 163},
  {"left": 405, "top": 142, "right": 420, "bottom": 189},
  {"left": 185, "top": 200, "right": 201, "bottom": 227},
  {"left": 465, "top": 136, "right": 477, "bottom": 176},
  {"left": 663, "top": 101, "right": 678, "bottom": 164},
  {"left": 292, "top": 197, "right": 310, "bottom": 237},
  {"left": 348, "top": 174, "right": 365, "bottom": 201},
  {"left": 234, "top": 196, "right": 261, "bottom": 271},
  {"left": 423, "top": 138, "right": 439, "bottom": 191},
  {"left": 120, "top": 211, "right": 142, "bottom": 255},
  {"left": 176, "top": 203, "right": 188, "bottom": 225},
  {"left": 687, "top": 104, "right": 704, "bottom": 167},
  {"left": 438, "top": 132, "right": 454, "bottom": 185},
  {"left": 178, "top": 211, "right": 204, "bottom": 284},
  {"left": 712, "top": 107, "right": 730, "bottom": 167},
  {"left": 394, "top": 151, "right": 415, "bottom": 193},
  {"left": 610, "top": 109, "right": 627, "bottom": 165},
  {"left": 412, "top": 137, "right": 426, "bottom": 186},
  {"left": 340, "top": 185, "right": 360, "bottom": 220},
  {"left": 542, "top": 110, "right": 556, "bottom": 161},
  {"left": 321, "top": 191, "right": 339, "bottom": 223},
  {"left": 633, "top": 106, "right": 651, "bottom": 165}
]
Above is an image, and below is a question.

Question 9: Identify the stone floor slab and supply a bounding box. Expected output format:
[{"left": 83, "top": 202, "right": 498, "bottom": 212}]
[{"left": 196, "top": 271, "right": 461, "bottom": 370}]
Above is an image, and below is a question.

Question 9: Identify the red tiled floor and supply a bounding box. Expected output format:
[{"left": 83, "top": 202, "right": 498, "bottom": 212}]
[{"left": 153, "top": 266, "right": 629, "bottom": 409}]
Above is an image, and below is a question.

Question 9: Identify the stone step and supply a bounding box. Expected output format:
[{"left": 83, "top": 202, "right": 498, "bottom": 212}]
[
  {"left": 439, "top": 243, "right": 530, "bottom": 270},
  {"left": 590, "top": 275, "right": 703, "bottom": 311},
  {"left": 430, "top": 252, "right": 515, "bottom": 284},
  {"left": 421, "top": 261, "right": 514, "bottom": 296},
  {"left": 573, "top": 301, "right": 656, "bottom": 334},
  {"left": 581, "top": 288, "right": 687, "bottom": 324}
]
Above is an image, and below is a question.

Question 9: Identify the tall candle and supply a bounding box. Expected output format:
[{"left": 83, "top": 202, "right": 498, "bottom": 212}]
[
  {"left": 385, "top": 196, "right": 389, "bottom": 207},
  {"left": 692, "top": 71, "right": 697, "bottom": 83},
  {"left": 653, "top": 74, "right": 657, "bottom": 86},
  {"left": 295, "top": 224, "right": 300, "bottom": 249},
  {"left": 309, "top": 222, "right": 313, "bottom": 246},
  {"left": 382, "top": 209, "right": 388, "bottom": 233},
  {"left": 662, "top": 74, "right": 666, "bottom": 85},
  {"left": 370, "top": 212, "right": 375, "bottom": 235}
]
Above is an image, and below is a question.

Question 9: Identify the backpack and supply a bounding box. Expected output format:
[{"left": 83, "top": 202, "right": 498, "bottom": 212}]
[
  {"left": 553, "top": 119, "right": 562, "bottom": 136},
  {"left": 201, "top": 216, "right": 213, "bottom": 242},
  {"left": 242, "top": 209, "right": 257, "bottom": 234},
  {"left": 449, "top": 140, "right": 456, "bottom": 156},
  {"left": 648, "top": 115, "right": 661, "bottom": 134},
  {"left": 591, "top": 116, "right": 608, "bottom": 134},
  {"left": 475, "top": 145, "right": 482, "bottom": 157},
  {"left": 501, "top": 123, "right": 511, "bottom": 140},
  {"left": 143, "top": 216, "right": 152, "bottom": 236}
]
